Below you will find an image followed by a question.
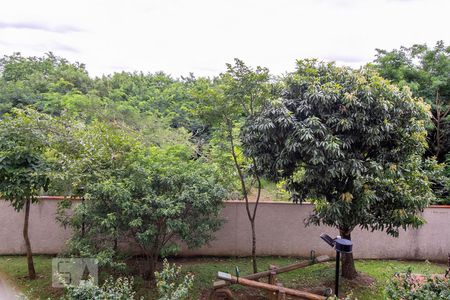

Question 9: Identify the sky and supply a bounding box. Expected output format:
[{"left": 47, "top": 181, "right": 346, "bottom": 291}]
[{"left": 0, "top": 0, "right": 449, "bottom": 78}]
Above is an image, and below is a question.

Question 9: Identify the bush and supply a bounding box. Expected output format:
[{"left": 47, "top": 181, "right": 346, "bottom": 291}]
[
  {"left": 385, "top": 269, "right": 450, "bottom": 300},
  {"left": 61, "top": 276, "right": 140, "bottom": 300},
  {"left": 155, "top": 259, "right": 194, "bottom": 300}
]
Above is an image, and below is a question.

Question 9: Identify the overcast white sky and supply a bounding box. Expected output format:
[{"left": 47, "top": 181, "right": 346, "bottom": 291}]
[{"left": 0, "top": 0, "right": 449, "bottom": 77}]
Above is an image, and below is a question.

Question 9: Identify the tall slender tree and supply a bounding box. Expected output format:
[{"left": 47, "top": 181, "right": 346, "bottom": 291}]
[
  {"left": 192, "top": 59, "right": 272, "bottom": 273},
  {"left": 0, "top": 108, "right": 53, "bottom": 279}
]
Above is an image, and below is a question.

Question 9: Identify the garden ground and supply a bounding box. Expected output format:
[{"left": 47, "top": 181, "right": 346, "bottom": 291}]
[{"left": 0, "top": 255, "right": 446, "bottom": 299}]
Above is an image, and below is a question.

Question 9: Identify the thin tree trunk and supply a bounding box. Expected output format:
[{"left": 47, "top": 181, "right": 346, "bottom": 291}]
[
  {"left": 23, "top": 198, "right": 36, "bottom": 279},
  {"left": 339, "top": 229, "right": 357, "bottom": 279},
  {"left": 250, "top": 167, "right": 262, "bottom": 274},
  {"left": 250, "top": 220, "right": 257, "bottom": 273},
  {"left": 227, "top": 120, "right": 259, "bottom": 274},
  {"left": 435, "top": 97, "right": 442, "bottom": 159}
]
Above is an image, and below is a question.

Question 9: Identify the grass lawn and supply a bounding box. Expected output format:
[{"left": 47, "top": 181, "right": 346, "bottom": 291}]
[
  {"left": 0, "top": 256, "right": 64, "bottom": 299},
  {"left": 0, "top": 255, "right": 446, "bottom": 299}
]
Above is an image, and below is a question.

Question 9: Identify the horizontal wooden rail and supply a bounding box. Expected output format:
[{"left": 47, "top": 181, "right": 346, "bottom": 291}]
[
  {"left": 214, "top": 255, "right": 330, "bottom": 289},
  {"left": 217, "top": 272, "right": 326, "bottom": 300}
]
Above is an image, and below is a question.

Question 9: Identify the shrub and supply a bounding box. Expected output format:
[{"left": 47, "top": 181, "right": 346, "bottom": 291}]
[
  {"left": 385, "top": 269, "right": 450, "bottom": 300},
  {"left": 155, "top": 259, "right": 194, "bottom": 300},
  {"left": 61, "top": 276, "right": 140, "bottom": 300}
]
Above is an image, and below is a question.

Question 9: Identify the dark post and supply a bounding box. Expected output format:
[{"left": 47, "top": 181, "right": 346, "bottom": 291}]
[
  {"left": 320, "top": 234, "right": 353, "bottom": 298},
  {"left": 335, "top": 251, "right": 340, "bottom": 297}
]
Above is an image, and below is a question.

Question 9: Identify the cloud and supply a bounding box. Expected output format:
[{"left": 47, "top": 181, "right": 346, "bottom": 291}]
[{"left": 0, "top": 21, "right": 82, "bottom": 33}]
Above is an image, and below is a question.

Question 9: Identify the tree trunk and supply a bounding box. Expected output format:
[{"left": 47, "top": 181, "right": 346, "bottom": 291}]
[
  {"left": 23, "top": 198, "right": 36, "bottom": 279},
  {"left": 251, "top": 220, "right": 257, "bottom": 274},
  {"left": 227, "top": 120, "right": 259, "bottom": 274},
  {"left": 339, "top": 229, "right": 357, "bottom": 279},
  {"left": 147, "top": 254, "right": 158, "bottom": 281}
]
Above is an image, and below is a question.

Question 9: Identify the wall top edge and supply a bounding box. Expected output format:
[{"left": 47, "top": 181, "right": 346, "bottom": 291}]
[{"left": 1, "top": 197, "right": 448, "bottom": 209}]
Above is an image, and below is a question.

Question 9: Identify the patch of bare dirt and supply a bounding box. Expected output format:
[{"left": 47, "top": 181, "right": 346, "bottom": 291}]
[
  {"left": 345, "top": 272, "right": 376, "bottom": 287},
  {"left": 200, "top": 287, "right": 267, "bottom": 300}
]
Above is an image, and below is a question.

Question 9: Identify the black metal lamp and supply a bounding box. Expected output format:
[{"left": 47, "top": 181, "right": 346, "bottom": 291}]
[
  {"left": 335, "top": 238, "right": 353, "bottom": 253},
  {"left": 320, "top": 233, "right": 353, "bottom": 297}
]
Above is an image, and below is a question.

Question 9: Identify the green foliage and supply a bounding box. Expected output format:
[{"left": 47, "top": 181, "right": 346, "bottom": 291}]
[
  {"left": 0, "top": 108, "right": 53, "bottom": 208},
  {"left": 61, "top": 277, "right": 140, "bottom": 300},
  {"left": 385, "top": 269, "right": 450, "bottom": 300},
  {"left": 192, "top": 58, "right": 272, "bottom": 128},
  {"left": 0, "top": 52, "right": 91, "bottom": 115},
  {"left": 202, "top": 130, "right": 242, "bottom": 195},
  {"left": 221, "top": 58, "right": 272, "bottom": 118},
  {"left": 0, "top": 53, "right": 198, "bottom": 152},
  {"left": 155, "top": 259, "right": 194, "bottom": 300},
  {"left": 373, "top": 41, "right": 449, "bottom": 118},
  {"left": 422, "top": 158, "right": 450, "bottom": 205},
  {"left": 92, "top": 71, "right": 205, "bottom": 136},
  {"left": 243, "top": 59, "right": 433, "bottom": 236}
]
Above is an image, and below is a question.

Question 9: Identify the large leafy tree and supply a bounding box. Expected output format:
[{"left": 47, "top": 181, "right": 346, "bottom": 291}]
[
  {"left": 0, "top": 108, "right": 54, "bottom": 279},
  {"left": 242, "top": 60, "right": 433, "bottom": 279}
]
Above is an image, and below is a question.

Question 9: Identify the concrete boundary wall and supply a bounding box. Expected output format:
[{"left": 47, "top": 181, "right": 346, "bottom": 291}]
[{"left": 0, "top": 198, "right": 449, "bottom": 261}]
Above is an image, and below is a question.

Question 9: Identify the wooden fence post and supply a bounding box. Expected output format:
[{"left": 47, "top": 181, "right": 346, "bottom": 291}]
[
  {"left": 268, "top": 265, "right": 277, "bottom": 300},
  {"left": 277, "top": 283, "right": 286, "bottom": 300}
]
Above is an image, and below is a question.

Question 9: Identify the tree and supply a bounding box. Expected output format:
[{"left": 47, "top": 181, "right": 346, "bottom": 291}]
[
  {"left": 58, "top": 122, "right": 226, "bottom": 279},
  {"left": 191, "top": 59, "right": 272, "bottom": 273},
  {"left": 0, "top": 108, "right": 54, "bottom": 279},
  {"left": 242, "top": 60, "right": 433, "bottom": 279}
]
